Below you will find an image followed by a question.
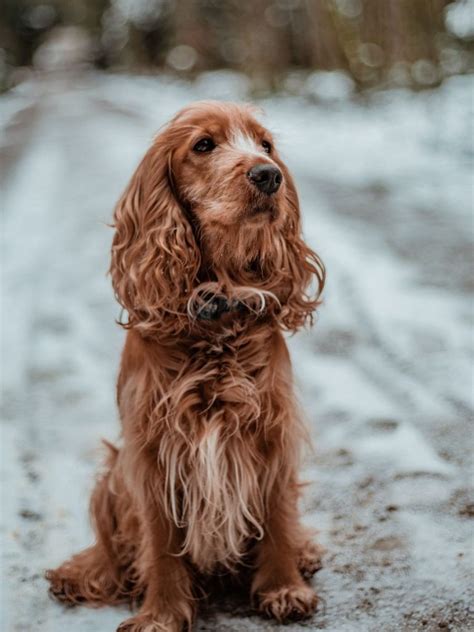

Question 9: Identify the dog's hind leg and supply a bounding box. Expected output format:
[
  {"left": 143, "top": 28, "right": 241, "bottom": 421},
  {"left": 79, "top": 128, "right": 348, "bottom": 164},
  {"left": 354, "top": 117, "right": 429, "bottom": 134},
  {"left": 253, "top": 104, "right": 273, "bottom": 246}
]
[
  {"left": 46, "top": 445, "right": 139, "bottom": 607},
  {"left": 296, "top": 537, "right": 324, "bottom": 580},
  {"left": 46, "top": 543, "right": 131, "bottom": 607}
]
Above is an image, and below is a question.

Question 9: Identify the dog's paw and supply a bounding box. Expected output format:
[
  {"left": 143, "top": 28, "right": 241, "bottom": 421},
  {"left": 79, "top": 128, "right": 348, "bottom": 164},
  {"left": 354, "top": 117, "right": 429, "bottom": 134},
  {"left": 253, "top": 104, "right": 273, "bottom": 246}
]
[
  {"left": 45, "top": 570, "right": 85, "bottom": 607},
  {"left": 117, "top": 612, "right": 184, "bottom": 632},
  {"left": 297, "top": 540, "right": 324, "bottom": 579},
  {"left": 257, "top": 583, "right": 318, "bottom": 622}
]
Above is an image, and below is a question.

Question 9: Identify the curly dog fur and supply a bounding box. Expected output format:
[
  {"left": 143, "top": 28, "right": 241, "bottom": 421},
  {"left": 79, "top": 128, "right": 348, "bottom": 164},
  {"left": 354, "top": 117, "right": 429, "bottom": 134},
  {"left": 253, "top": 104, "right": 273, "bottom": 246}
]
[{"left": 46, "top": 101, "right": 325, "bottom": 631}]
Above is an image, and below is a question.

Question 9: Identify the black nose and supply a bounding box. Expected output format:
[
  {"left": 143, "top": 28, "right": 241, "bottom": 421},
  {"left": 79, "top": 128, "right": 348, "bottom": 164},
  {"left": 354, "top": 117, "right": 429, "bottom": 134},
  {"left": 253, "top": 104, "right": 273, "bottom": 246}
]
[{"left": 247, "top": 164, "right": 282, "bottom": 195}]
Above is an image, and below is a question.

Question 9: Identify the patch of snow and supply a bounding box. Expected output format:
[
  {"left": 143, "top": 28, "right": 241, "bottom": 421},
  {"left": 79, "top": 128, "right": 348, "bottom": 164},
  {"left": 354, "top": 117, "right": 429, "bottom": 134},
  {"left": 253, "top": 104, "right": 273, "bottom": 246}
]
[
  {"left": 445, "top": 0, "right": 474, "bottom": 38},
  {"left": 305, "top": 70, "right": 355, "bottom": 101}
]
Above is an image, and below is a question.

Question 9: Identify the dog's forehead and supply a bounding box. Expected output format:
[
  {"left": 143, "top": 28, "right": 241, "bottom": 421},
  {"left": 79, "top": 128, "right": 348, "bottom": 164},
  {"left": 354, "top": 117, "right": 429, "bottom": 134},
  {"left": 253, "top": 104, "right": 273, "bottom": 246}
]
[
  {"left": 174, "top": 102, "right": 269, "bottom": 139},
  {"left": 228, "top": 128, "right": 264, "bottom": 155}
]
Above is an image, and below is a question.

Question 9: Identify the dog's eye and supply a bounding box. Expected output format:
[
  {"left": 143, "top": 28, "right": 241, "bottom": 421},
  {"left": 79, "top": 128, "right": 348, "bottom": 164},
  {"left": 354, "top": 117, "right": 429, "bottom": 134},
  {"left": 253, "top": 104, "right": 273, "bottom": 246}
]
[
  {"left": 262, "top": 140, "right": 272, "bottom": 154},
  {"left": 193, "top": 138, "right": 215, "bottom": 153}
]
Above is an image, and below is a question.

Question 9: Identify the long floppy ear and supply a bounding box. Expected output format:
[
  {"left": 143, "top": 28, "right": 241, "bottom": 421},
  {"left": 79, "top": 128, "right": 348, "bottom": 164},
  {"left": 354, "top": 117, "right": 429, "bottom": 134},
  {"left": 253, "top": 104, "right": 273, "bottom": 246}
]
[
  {"left": 110, "top": 139, "right": 200, "bottom": 336},
  {"left": 278, "top": 169, "right": 325, "bottom": 331}
]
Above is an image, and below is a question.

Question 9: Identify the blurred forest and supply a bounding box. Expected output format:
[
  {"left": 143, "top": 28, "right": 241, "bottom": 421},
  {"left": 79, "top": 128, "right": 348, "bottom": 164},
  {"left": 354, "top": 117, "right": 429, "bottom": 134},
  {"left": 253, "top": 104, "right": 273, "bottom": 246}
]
[{"left": 1, "top": 0, "right": 473, "bottom": 92}]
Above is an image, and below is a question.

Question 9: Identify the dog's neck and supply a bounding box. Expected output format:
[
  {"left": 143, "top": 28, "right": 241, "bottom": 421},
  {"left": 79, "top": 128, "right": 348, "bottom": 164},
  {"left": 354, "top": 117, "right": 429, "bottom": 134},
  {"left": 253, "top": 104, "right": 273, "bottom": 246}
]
[{"left": 195, "top": 295, "right": 248, "bottom": 321}]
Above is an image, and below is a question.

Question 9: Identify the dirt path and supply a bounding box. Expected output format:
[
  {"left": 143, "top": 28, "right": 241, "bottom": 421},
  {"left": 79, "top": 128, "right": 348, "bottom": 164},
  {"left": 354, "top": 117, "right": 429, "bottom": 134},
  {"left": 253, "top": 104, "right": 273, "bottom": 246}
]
[{"left": 1, "top": 72, "right": 473, "bottom": 632}]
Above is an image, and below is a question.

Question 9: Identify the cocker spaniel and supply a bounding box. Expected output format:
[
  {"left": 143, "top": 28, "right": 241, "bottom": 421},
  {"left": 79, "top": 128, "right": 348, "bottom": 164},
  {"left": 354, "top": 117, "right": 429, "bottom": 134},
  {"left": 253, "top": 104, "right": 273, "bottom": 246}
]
[{"left": 46, "top": 101, "right": 325, "bottom": 631}]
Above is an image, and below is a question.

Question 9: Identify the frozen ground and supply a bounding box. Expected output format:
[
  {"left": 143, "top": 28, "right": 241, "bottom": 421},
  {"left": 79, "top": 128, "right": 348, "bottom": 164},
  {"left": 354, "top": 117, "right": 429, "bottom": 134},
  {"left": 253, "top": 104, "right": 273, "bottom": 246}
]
[{"left": 1, "top": 71, "right": 473, "bottom": 632}]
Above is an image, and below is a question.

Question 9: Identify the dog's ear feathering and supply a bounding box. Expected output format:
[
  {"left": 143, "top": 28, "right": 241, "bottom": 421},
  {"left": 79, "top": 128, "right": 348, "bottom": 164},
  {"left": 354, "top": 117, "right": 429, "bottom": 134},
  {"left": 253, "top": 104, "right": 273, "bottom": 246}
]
[
  {"left": 276, "top": 172, "right": 325, "bottom": 331},
  {"left": 110, "top": 137, "right": 200, "bottom": 336}
]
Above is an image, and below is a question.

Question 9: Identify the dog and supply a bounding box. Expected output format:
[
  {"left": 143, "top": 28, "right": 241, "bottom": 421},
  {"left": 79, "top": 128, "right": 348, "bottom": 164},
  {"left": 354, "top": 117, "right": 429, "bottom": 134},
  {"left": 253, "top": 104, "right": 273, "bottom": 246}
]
[{"left": 46, "top": 101, "right": 325, "bottom": 631}]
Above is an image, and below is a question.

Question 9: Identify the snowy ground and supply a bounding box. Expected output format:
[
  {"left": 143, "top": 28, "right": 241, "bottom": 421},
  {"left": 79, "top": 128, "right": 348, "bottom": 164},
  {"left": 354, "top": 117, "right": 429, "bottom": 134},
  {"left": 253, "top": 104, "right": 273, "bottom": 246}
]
[{"left": 1, "top": 71, "right": 473, "bottom": 632}]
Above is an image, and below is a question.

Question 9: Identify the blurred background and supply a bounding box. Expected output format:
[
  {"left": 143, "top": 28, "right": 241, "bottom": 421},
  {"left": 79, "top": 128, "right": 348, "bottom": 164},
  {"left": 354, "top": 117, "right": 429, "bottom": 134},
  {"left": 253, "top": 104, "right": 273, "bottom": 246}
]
[
  {"left": 1, "top": 0, "right": 473, "bottom": 92},
  {"left": 1, "top": 2, "right": 473, "bottom": 632}
]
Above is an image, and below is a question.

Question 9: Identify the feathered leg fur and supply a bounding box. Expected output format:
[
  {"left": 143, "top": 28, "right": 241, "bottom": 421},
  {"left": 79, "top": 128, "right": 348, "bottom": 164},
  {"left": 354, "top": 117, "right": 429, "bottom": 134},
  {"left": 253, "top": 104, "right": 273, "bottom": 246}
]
[{"left": 251, "top": 475, "right": 319, "bottom": 622}]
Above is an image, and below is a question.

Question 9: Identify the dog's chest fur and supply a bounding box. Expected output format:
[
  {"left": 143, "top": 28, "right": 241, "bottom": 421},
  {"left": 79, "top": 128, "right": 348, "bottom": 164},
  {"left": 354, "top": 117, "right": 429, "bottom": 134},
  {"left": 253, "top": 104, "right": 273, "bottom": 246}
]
[{"left": 157, "top": 331, "right": 282, "bottom": 572}]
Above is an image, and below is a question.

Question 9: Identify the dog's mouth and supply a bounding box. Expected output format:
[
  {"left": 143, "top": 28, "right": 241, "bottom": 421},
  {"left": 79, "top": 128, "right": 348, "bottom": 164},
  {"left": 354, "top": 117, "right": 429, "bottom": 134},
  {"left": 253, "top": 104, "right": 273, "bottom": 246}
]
[{"left": 246, "top": 202, "right": 279, "bottom": 223}]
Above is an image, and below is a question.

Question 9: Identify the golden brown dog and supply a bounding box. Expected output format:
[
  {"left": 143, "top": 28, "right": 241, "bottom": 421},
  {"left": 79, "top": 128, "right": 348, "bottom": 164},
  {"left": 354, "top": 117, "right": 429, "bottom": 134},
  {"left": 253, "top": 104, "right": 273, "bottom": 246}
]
[{"left": 46, "top": 101, "right": 325, "bottom": 631}]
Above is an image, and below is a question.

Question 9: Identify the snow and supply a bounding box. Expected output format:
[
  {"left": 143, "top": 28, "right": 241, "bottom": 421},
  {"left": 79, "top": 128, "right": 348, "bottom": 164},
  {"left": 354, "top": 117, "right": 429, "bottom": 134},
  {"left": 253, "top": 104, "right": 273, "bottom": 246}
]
[
  {"left": 1, "top": 71, "right": 473, "bottom": 631},
  {"left": 446, "top": 0, "right": 474, "bottom": 39}
]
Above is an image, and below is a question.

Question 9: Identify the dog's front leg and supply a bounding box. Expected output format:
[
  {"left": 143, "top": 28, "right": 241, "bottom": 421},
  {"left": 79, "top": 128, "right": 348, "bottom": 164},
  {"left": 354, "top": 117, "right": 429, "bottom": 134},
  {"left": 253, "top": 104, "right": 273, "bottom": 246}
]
[
  {"left": 252, "top": 473, "right": 318, "bottom": 623},
  {"left": 117, "top": 465, "right": 194, "bottom": 632}
]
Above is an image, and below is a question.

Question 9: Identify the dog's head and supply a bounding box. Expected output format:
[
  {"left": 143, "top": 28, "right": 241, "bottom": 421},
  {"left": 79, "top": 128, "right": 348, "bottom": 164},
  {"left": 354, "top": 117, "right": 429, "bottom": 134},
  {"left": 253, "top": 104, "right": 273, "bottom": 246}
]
[
  {"left": 170, "top": 102, "right": 292, "bottom": 259},
  {"left": 110, "top": 101, "right": 324, "bottom": 335}
]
